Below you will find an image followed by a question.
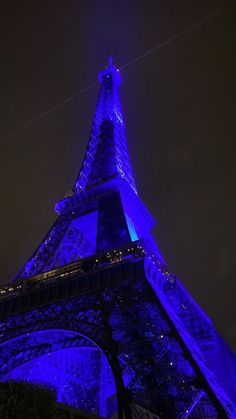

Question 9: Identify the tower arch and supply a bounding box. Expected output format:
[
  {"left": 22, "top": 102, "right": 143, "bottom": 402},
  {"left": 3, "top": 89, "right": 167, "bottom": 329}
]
[{"left": 0, "top": 328, "right": 118, "bottom": 418}]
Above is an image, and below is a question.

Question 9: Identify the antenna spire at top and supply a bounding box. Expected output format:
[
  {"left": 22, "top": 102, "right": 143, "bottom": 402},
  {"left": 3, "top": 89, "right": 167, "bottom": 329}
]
[{"left": 98, "top": 56, "right": 121, "bottom": 85}]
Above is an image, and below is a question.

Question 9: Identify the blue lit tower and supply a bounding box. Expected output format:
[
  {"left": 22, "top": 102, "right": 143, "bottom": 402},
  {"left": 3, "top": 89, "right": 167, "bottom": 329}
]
[{"left": 0, "top": 59, "right": 236, "bottom": 419}]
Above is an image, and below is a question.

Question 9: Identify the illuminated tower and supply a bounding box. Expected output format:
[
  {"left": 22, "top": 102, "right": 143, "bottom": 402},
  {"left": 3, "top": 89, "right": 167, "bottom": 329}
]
[{"left": 0, "top": 58, "right": 236, "bottom": 419}]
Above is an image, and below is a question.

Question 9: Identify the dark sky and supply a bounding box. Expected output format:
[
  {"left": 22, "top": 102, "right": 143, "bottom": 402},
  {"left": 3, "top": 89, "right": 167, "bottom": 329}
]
[{"left": 0, "top": 1, "right": 235, "bottom": 350}]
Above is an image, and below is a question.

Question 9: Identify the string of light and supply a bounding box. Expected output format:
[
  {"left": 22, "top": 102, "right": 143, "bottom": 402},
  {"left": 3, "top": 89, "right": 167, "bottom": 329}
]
[
  {"left": 119, "top": 9, "right": 220, "bottom": 70},
  {"left": 0, "top": 9, "right": 220, "bottom": 144}
]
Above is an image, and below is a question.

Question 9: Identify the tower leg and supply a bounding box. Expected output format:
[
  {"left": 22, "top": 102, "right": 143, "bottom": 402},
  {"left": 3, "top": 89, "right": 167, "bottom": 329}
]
[{"left": 100, "top": 295, "right": 132, "bottom": 419}]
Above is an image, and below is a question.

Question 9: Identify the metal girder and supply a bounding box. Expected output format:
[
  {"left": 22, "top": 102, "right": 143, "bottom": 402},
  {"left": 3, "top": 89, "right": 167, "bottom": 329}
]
[{"left": 0, "top": 263, "right": 228, "bottom": 418}]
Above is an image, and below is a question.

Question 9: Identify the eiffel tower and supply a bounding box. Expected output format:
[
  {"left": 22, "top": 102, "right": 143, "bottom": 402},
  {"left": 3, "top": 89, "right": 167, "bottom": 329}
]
[{"left": 0, "top": 58, "right": 236, "bottom": 419}]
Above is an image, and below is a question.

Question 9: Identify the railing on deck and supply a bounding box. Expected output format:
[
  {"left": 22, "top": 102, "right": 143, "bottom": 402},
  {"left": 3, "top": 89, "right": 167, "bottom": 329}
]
[{"left": 0, "top": 240, "right": 146, "bottom": 300}]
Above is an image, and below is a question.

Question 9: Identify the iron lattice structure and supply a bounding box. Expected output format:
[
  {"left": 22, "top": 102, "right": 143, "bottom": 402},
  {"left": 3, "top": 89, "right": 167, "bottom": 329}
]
[{"left": 0, "top": 59, "right": 236, "bottom": 419}]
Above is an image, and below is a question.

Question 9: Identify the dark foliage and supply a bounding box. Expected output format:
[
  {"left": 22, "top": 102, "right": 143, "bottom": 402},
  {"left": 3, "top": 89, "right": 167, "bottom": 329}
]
[{"left": 0, "top": 380, "right": 57, "bottom": 419}]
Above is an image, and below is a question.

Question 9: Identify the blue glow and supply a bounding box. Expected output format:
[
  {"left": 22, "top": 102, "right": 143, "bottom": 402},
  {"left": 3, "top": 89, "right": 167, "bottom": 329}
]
[
  {"left": 125, "top": 214, "right": 138, "bottom": 241},
  {"left": 75, "top": 57, "right": 137, "bottom": 195},
  {"left": 6, "top": 58, "right": 236, "bottom": 417},
  {"left": 0, "top": 330, "right": 117, "bottom": 418},
  {"left": 16, "top": 211, "right": 99, "bottom": 279}
]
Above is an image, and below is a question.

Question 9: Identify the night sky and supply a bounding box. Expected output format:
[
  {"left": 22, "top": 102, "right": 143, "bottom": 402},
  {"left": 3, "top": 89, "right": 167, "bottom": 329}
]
[{"left": 0, "top": 1, "right": 235, "bottom": 350}]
